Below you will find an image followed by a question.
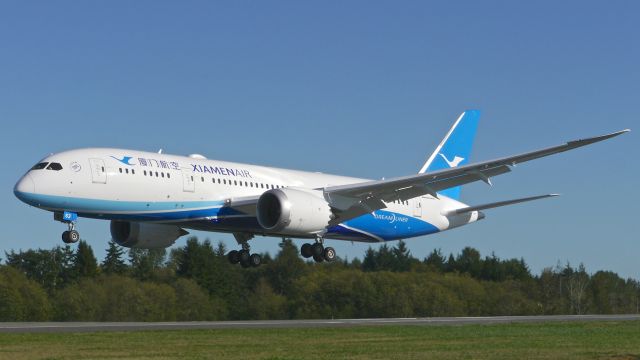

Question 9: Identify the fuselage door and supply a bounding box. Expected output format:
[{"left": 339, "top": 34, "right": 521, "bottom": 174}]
[
  {"left": 413, "top": 198, "right": 422, "bottom": 217},
  {"left": 89, "top": 158, "right": 107, "bottom": 184},
  {"left": 182, "top": 171, "right": 195, "bottom": 192}
]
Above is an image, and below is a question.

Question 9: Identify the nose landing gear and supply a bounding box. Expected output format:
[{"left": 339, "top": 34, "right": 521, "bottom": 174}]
[{"left": 56, "top": 211, "right": 80, "bottom": 244}]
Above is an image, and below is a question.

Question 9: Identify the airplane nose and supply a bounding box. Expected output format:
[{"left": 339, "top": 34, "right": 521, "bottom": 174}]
[{"left": 14, "top": 173, "right": 35, "bottom": 199}]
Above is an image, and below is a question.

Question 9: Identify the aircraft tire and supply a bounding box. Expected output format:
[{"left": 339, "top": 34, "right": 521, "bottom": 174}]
[
  {"left": 311, "top": 243, "right": 324, "bottom": 257},
  {"left": 227, "top": 250, "right": 240, "bottom": 264},
  {"left": 69, "top": 230, "right": 80, "bottom": 243},
  {"left": 62, "top": 231, "right": 71, "bottom": 244},
  {"left": 312, "top": 253, "right": 324, "bottom": 263},
  {"left": 323, "top": 247, "right": 336, "bottom": 262},
  {"left": 301, "top": 243, "right": 313, "bottom": 258},
  {"left": 249, "top": 253, "right": 262, "bottom": 267},
  {"left": 238, "top": 250, "right": 250, "bottom": 264}
]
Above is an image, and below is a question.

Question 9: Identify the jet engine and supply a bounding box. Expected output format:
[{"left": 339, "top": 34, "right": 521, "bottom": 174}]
[
  {"left": 110, "top": 221, "right": 188, "bottom": 248},
  {"left": 257, "top": 188, "right": 333, "bottom": 234}
]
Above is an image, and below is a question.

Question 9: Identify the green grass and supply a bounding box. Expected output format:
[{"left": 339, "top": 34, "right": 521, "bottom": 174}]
[{"left": 0, "top": 321, "right": 639, "bottom": 360}]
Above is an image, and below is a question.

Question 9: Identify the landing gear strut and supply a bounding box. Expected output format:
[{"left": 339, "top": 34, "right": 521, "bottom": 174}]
[
  {"left": 56, "top": 211, "right": 80, "bottom": 244},
  {"left": 300, "top": 236, "right": 336, "bottom": 263},
  {"left": 227, "top": 233, "right": 261, "bottom": 268}
]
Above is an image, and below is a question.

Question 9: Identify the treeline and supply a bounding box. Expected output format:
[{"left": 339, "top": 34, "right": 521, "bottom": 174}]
[{"left": 0, "top": 238, "right": 638, "bottom": 321}]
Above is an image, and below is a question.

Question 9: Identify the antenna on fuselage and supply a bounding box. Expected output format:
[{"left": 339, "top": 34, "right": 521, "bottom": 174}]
[{"left": 158, "top": 149, "right": 163, "bottom": 154}]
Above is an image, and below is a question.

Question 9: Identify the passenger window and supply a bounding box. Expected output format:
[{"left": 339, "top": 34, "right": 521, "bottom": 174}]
[
  {"left": 132, "top": 169, "right": 135, "bottom": 175},
  {"left": 101, "top": 166, "right": 105, "bottom": 172},
  {"left": 46, "top": 163, "right": 63, "bottom": 171},
  {"left": 234, "top": 180, "right": 238, "bottom": 186},
  {"left": 156, "top": 172, "right": 159, "bottom": 177},
  {"left": 201, "top": 177, "right": 204, "bottom": 182},
  {"left": 119, "top": 168, "right": 122, "bottom": 173},
  {"left": 125, "top": 168, "right": 129, "bottom": 174},
  {"left": 162, "top": 173, "right": 165, "bottom": 178},
  {"left": 223, "top": 179, "right": 227, "bottom": 185},
  {"left": 167, "top": 173, "right": 170, "bottom": 179},
  {"left": 31, "top": 162, "right": 48, "bottom": 170},
  {"left": 144, "top": 170, "right": 147, "bottom": 176}
]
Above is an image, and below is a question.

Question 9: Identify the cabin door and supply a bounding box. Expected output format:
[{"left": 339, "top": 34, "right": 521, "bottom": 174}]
[
  {"left": 182, "top": 171, "right": 195, "bottom": 192},
  {"left": 89, "top": 158, "right": 107, "bottom": 184}
]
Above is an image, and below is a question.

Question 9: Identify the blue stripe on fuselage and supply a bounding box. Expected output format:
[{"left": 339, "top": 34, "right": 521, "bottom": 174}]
[{"left": 14, "top": 191, "right": 439, "bottom": 241}]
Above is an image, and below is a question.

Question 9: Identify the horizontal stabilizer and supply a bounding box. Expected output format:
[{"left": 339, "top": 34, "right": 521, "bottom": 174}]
[{"left": 442, "top": 194, "right": 559, "bottom": 216}]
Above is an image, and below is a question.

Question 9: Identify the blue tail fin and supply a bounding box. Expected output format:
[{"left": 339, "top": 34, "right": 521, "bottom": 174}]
[{"left": 418, "top": 110, "right": 480, "bottom": 200}]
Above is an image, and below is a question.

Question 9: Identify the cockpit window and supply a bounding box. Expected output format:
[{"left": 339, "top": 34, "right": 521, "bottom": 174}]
[
  {"left": 46, "top": 162, "right": 63, "bottom": 171},
  {"left": 31, "top": 162, "right": 48, "bottom": 170}
]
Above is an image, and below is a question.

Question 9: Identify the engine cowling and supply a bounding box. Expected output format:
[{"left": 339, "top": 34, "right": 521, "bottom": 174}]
[
  {"left": 257, "top": 188, "right": 333, "bottom": 234},
  {"left": 110, "top": 221, "right": 188, "bottom": 248}
]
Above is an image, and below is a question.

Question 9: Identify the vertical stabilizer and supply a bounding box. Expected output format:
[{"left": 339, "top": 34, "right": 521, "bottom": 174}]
[{"left": 419, "top": 110, "right": 480, "bottom": 199}]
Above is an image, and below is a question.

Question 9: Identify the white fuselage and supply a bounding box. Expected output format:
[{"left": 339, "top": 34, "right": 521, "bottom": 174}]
[{"left": 14, "top": 148, "right": 481, "bottom": 244}]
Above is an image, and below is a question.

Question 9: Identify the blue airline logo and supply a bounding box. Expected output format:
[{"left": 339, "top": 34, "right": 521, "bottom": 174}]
[
  {"left": 110, "top": 156, "right": 135, "bottom": 165},
  {"left": 438, "top": 153, "right": 464, "bottom": 168}
]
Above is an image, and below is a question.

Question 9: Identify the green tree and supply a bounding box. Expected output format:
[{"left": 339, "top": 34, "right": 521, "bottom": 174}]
[
  {"left": 265, "top": 239, "right": 306, "bottom": 296},
  {"left": 5, "top": 246, "right": 75, "bottom": 292},
  {"left": 456, "top": 247, "right": 482, "bottom": 278},
  {"left": 392, "top": 241, "right": 413, "bottom": 272},
  {"left": 0, "top": 266, "right": 52, "bottom": 321},
  {"left": 248, "top": 278, "right": 287, "bottom": 319},
  {"left": 172, "top": 278, "right": 226, "bottom": 320},
  {"left": 101, "top": 241, "right": 127, "bottom": 274},
  {"left": 73, "top": 240, "right": 98, "bottom": 278},
  {"left": 129, "top": 248, "right": 166, "bottom": 281},
  {"left": 425, "top": 249, "right": 446, "bottom": 272}
]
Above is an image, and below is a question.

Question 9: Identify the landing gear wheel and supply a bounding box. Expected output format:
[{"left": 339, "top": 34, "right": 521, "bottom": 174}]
[
  {"left": 301, "top": 243, "right": 313, "bottom": 258},
  {"left": 312, "top": 253, "right": 324, "bottom": 263},
  {"left": 62, "top": 230, "right": 80, "bottom": 244},
  {"left": 323, "top": 247, "right": 336, "bottom": 262},
  {"left": 249, "top": 253, "right": 262, "bottom": 267},
  {"left": 69, "top": 230, "right": 80, "bottom": 243},
  {"left": 311, "top": 243, "right": 324, "bottom": 257},
  {"left": 227, "top": 250, "right": 240, "bottom": 264},
  {"left": 238, "top": 250, "right": 251, "bottom": 268},
  {"left": 62, "top": 231, "right": 71, "bottom": 244}
]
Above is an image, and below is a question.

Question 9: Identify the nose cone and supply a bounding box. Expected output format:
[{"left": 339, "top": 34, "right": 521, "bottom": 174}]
[{"left": 14, "top": 173, "right": 35, "bottom": 202}]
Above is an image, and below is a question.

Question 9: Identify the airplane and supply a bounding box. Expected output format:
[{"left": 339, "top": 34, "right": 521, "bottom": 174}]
[{"left": 13, "top": 110, "right": 629, "bottom": 268}]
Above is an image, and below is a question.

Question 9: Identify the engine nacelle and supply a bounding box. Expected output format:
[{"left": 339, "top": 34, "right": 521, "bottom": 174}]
[
  {"left": 257, "top": 188, "right": 333, "bottom": 234},
  {"left": 110, "top": 221, "right": 189, "bottom": 248}
]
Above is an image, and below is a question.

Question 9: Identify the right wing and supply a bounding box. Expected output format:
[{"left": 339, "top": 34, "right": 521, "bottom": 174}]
[{"left": 324, "top": 129, "right": 629, "bottom": 225}]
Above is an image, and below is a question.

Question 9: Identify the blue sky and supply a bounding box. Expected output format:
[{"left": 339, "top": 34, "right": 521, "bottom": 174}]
[{"left": 1, "top": 1, "right": 637, "bottom": 278}]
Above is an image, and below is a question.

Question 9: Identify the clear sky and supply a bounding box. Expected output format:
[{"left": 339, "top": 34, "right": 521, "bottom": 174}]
[{"left": 1, "top": 1, "right": 637, "bottom": 278}]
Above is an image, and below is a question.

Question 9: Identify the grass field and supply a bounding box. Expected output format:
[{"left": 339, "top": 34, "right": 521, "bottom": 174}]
[{"left": 0, "top": 321, "right": 638, "bottom": 359}]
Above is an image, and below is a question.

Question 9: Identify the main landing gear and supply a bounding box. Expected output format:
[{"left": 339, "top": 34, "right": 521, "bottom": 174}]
[
  {"left": 56, "top": 211, "right": 80, "bottom": 244},
  {"left": 300, "top": 236, "right": 336, "bottom": 263},
  {"left": 227, "top": 233, "right": 262, "bottom": 268}
]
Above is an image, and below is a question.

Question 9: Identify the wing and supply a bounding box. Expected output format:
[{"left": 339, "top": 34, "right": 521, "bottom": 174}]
[{"left": 324, "top": 129, "right": 629, "bottom": 225}]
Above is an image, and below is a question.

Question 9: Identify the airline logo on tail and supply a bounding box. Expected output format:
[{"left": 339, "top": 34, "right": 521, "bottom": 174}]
[{"left": 438, "top": 153, "right": 465, "bottom": 168}]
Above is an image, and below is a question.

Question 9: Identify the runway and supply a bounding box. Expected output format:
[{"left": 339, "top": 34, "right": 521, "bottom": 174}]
[{"left": 1, "top": 315, "right": 638, "bottom": 333}]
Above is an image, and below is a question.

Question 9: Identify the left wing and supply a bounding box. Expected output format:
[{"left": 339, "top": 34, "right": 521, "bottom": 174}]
[{"left": 324, "top": 129, "right": 629, "bottom": 224}]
